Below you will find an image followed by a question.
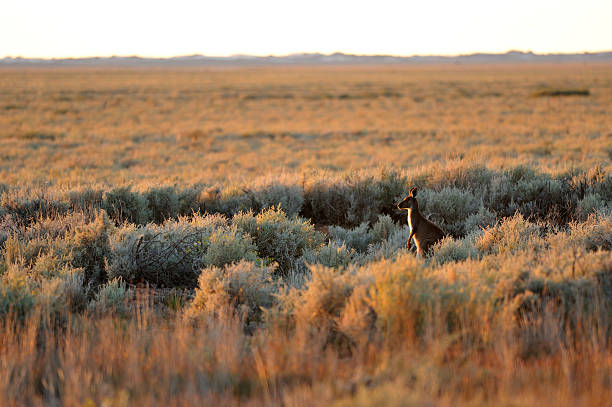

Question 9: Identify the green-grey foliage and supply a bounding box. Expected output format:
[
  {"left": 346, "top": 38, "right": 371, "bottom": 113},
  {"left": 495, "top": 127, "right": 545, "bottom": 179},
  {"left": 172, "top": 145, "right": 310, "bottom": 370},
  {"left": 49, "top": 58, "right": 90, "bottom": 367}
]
[
  {"left": 301, "top": 241, "right": 356, "bottom": 269},
  {"left": 69, "top": 211, "right": 114, "bottom": 286},
  {"left": 88, "top": 278, "right": 129, "bottom": 317},
  {"left": 417, "top": 187, "right": 481, "bottom": 236},
  {"left": 107, "top": 214, "right": 258, "bottom": 287},
  {"left": 0, "top": 268, "right": 36, "bottom": 321},
  {"left": 188, "top": 260, "right": 277, "bottom": 327},
  {"left": 145, "top": 186, "right": 180, "bottom": 223},
  {"left": 430, "top": 235, "right": 480, "bottom": 265},
  {"left": 102, "top": 186, "right": 151, "bottom": 225},
  {"left": 233, "top": 207, "right": 324, "bottom": 274}
]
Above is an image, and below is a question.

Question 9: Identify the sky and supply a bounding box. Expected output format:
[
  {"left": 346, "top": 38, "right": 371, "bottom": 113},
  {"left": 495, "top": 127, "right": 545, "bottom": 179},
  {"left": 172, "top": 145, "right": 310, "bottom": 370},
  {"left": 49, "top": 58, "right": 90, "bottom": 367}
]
[{"left": 2, "top": 0, "right": 611, "bottom": 58}]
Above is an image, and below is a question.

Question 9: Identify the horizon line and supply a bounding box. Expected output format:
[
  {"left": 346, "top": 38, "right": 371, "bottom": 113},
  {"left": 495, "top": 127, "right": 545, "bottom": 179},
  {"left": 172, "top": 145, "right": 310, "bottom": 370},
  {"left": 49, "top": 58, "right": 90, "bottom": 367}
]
[{"left": 3, "top": 48, "right": 612, "bottom": 61}]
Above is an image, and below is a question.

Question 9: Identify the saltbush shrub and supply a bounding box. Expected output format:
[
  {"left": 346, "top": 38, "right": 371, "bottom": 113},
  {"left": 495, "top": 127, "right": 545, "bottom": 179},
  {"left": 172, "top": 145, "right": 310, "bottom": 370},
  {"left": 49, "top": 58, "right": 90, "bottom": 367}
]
[
  {"left": 0, "top": 267, "right": 36, "bottom": 321},
  {"left": 430, "top": 235, "right": 479, "bottom": 265},
  {"left": 476, "top": 213, "right": 541, "bottom": 255},
  {"left": 102, "top": 186, "right": 151, "bottom": 225},
  {"left": 107, "top": 214, "right": 258, "bottom": 287},
  {"left": 302, "top": 176, "right": 350, "bottom": 226},
  {"left": 233, "top": 207, "right": 324, "bottom": 274},
  {"left": 38, "top": 269, "right": 87, "bottom": 317},
  {"left": 576, "top": 193, "right": 607, "bottom": 221},
  {"left": 201, "top": 185, "right": 256, "bottom": 217},
  {"left": 328, "top": 215, "right": 401, "bottom": 253},
  {"left": 188, "top": 260, "right": 277, "bottom": 327},
  {"left": 201, "top": 226, "right": 259, "bottom": 268},
  {"left": 177, "top": 186, "right": 203, "bottom": 216},
  {"left": 290, "top": 265, "right": 368, "bottom": 328},
  {"left": 417, "top": 187, "right": 481, "bottom": 236},
  {"left": 65, "top": 188, "right": 104, "bottom": 214},
  {"left": 357, "top": 226, "right": 412, "bottom": 264},
  {"left": 252, "top": 184, "right": 304, "bottom": 218},
  {"left": 328, "top": 222, "right": 372, "bottom": 252},
  {"left": 145, "top": 186, "right": 180, "bottom": 223},
  {"left": 30, "top": 250, "right": 74, "bottom": 279},
  {"left": 366, "top": 254, "right": 478, "bottom": 338},
  {"left": 464, "top": 206, "right": 497, "bottom": 234},
  {"left": 69, "top": 211, "right": 114, "bottom": 286},
  {"left": 88, "top": 278, "right": 129, "bottom": 316},
  {"left": 0, "top": 214, "right": 17, "bottom": 249},
  {"left": 564, "top": 214, "right": 612, "bottom": 252},
  {"left": 301, "top": 241, "right": 356, "bottom": 269},
  {"left": 3, "top": 235, "right": 67, "bottom": 269},
  {"left": 0, "top": 194, "right": 70, "bottom": 224}
]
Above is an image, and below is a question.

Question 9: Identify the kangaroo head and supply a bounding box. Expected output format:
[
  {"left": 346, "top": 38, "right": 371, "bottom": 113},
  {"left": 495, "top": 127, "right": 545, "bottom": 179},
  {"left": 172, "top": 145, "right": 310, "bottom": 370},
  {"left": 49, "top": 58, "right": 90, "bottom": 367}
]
[{"left": 397, "top": 188, "right": 418, "bottom": 210}]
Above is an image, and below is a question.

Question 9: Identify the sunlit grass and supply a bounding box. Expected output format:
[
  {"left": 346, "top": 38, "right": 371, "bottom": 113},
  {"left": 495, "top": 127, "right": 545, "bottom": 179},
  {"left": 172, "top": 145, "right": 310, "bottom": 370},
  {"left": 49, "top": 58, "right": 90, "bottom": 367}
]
[{"left": 1, "top": 64, "right": 612, "bottom": 405}]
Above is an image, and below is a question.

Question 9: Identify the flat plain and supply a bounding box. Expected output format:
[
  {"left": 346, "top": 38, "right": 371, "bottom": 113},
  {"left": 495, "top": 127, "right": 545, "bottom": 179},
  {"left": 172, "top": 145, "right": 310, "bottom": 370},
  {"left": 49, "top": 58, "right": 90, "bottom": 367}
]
[{"left": 1, "top": 64, "right": 611, "bottom": 406}]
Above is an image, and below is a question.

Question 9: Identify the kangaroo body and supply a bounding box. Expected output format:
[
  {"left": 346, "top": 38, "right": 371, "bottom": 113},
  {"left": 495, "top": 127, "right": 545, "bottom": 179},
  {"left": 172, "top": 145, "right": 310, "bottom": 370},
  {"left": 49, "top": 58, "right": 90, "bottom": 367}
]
[{"left": 398, "top": 188, "right": 446, "bottom": 256}]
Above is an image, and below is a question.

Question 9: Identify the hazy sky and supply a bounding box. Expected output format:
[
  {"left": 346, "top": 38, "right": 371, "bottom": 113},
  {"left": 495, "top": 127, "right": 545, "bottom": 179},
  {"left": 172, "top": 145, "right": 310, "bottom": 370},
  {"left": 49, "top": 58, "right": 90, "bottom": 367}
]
[{"left": 2, "top": 0, "right": 611, "bottom": 58}]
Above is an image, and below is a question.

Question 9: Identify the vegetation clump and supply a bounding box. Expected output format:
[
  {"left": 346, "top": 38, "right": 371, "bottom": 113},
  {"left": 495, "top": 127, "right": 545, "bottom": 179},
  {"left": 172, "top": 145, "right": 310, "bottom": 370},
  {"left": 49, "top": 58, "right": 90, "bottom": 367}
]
[
  {"left": 232, "top": 207, "right": 324, "bottom": 274},
  {"left": 531, "top": 88, "right": 590, "bottom": 97}
]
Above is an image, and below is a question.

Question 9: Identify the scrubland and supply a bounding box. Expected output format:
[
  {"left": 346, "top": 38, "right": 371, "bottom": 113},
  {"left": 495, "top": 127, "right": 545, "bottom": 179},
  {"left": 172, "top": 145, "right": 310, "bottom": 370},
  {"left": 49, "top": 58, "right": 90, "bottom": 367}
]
[{"left": 1, "top": 64, "right": 612, "bottom": 406}]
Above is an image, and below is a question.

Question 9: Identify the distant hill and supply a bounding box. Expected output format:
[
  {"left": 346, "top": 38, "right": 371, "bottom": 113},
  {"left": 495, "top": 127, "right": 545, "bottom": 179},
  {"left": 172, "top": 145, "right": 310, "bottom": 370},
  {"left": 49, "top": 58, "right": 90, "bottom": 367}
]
[{"left": 2, "top": 51, "right": 612, "bottom": 67}]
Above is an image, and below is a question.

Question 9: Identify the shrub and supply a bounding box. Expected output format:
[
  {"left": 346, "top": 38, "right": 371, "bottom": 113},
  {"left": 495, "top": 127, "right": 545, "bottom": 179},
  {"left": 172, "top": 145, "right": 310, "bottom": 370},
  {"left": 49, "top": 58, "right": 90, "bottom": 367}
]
[
  {"left": 357, "top": 226, "right": 412, "bottom": 265},
  {"left": 328, "top": 215, "right": 401, "bottom": 253},
  {"left": 576, "top": 193, "right": 607, "bottom": 221},
  {"left": 102, "top": 186, "right": 151, "bottom": 225},
  {"left": 531, "top": 88, "right": 589, "bottom": 97},
  {"left": 417, "top": 187, "right": 481, "bottom": 236},
  {"left": 30, "top": 250, "right": 74, "bottom": 279},
  {"left": 38, "top": 269, "right": 87, "bottom": 317},
  {"left": 430, "top": 235, "right": 479, "bottom": 265},
  {"left": 0, "top": 214, "right": 17, "bottom": 249},
  {"left": 370, "top": 214, "right": 397, "bottom": 242},
  {"left": 107, "top": 214, "right": 258, "bottom": 288},
  {"left": 476, "top": 213, "right": 541, "bottom": 255},
  {"left": 177, "top": 186, "right": 203, "bottom": 216},
  {"left": 464, "top": 206, "right": 497, "bottom": 234},
  {"left": 145, "top": 186, "right": 180, "bottom": 223},
  {"left": 302, "top": 175, "right": 350, "bottom": 225},
  {"left": 88, "top": 278, "right": 129, "bottom": 316},
  {"left": 488, "top": 167, "right": 569, "bottom": 223},
  {"left": 293, "top": 265, "right": 367, "bottom": 327},
  {"left": 4, "top": 235, "right": 70, "bottom": 270},
  {"left": 69, "top": 211, "right": 114, "bottom": 286},
  {"left": 301, "top": 241, "right": 356, "bottom": 269},
  {"left": 366, "top": 254, "right": 478, "bottom": 339},
  {"left": 251, "top": 183, "right": 304, "bottom": 218},
  {"left": 202, "top": 185, "right": 256, "bottom": 217},
  {"left": 187, "top": 260, "right": 277, "bottom": 327},
  {"left": 565, "top": 214, "right": 612, "bottom": 252},
  {"left": 345, "top": 176, "right": 383, "bottom": 226},
  {"left": 419, "top": 162, "right": 494, "bottom": 193},
  {"left": 328, "top": 222, "right": 372, "bottom": 252},
  {"left": 373, "top": 169, "right": 407, "bottom": 220},
  {"left": 233, "top": 207, "right": 324, "bottom": 275},
  {"left": 0, "top": 267, "right": 36, "bottom": 321},
  {"left": 11, "top": 211, "right": 89, "bottom": 242},
  {"left": 0, "top": 194, "right": 70, "bottom": 225},
  {"left": 65, "top": 188, "right": 104, "bottom": 213},
  {"left": 201, "top": 226, "right": 259, "bottom": 268}
]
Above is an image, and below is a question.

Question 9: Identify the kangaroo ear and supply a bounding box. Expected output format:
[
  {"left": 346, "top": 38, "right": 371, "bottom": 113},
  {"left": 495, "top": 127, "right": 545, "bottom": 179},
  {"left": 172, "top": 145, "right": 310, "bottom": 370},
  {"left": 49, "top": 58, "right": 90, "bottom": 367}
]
[{"left": 410, "top": 188, "right": 418, "bottom": 197}]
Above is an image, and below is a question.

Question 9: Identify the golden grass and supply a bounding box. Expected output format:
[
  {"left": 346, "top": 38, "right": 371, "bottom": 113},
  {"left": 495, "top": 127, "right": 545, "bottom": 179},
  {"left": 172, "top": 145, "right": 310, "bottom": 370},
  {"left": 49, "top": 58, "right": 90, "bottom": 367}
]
[
  {"left": 1, "top": 64, "right": 612, "bottom": 406},
  {"left": 1, "top": 64, "right": 611, "bottom": 188}
]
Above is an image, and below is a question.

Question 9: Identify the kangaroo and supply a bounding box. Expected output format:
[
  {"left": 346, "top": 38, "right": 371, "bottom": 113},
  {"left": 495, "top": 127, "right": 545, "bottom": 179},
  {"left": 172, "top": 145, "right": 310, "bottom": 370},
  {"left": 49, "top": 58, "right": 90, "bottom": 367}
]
[{"left": 397, "top": 188, "right": 446, "bottom": 256}]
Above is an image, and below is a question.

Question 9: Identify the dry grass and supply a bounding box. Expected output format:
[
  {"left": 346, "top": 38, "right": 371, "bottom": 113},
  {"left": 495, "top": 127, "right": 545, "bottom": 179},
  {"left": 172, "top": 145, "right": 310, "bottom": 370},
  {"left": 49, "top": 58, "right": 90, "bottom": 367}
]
[
  {"left": 1, "top": 64, "right": 611, "bottom": 188},
  {"left": 1, "top": 63, "right": 612, "bottom": 406}
]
